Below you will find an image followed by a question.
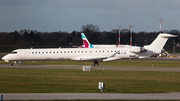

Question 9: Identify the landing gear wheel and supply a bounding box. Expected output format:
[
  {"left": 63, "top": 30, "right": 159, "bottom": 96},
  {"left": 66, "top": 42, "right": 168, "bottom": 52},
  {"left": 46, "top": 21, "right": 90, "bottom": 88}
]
[
  {"left": 10, "top": 62, "right": 13, "bottom": 66},
  {"left": 94, "top": 61, "right": 99, "bottom": 66}
]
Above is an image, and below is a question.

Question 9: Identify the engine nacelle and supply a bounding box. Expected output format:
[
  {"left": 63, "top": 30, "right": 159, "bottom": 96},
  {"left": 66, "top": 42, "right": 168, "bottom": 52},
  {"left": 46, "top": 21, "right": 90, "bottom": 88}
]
[{"left": 130, "top": 46, "right": 145, "bottom": 53}]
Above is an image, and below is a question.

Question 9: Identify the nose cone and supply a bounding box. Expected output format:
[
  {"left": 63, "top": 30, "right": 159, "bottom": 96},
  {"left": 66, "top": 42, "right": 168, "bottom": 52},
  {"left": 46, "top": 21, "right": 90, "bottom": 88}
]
[
  {"left": 2, "top": 55, "right": 6, "bottom": 60},
  {"left": 2, "top": 55, "right": 9, "bottom": 62}
]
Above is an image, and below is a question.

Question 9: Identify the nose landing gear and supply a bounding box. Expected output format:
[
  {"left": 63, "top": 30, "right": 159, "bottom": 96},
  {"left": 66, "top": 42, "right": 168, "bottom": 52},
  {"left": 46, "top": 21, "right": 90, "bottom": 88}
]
[{"left": 10, "top": 61, "right": 13, "bottom": 66}]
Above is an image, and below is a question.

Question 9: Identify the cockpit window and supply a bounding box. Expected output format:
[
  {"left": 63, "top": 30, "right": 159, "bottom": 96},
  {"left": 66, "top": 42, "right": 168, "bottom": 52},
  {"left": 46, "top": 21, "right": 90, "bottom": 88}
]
[{"left": 11, "top": 51, "right": 17, "bottom": 54}]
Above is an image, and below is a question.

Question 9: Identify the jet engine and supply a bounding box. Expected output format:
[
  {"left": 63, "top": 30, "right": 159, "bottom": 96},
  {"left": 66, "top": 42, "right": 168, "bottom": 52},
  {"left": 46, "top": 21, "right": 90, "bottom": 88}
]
[{"left": 130, "top": 46, "right": 146, "bottom": 53}]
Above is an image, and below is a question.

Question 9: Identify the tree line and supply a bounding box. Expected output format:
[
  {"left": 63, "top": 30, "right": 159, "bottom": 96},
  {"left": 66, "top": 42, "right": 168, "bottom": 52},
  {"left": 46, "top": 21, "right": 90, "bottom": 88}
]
[{"left": 0, "top": 24, "right": 179, "bottom": 48}]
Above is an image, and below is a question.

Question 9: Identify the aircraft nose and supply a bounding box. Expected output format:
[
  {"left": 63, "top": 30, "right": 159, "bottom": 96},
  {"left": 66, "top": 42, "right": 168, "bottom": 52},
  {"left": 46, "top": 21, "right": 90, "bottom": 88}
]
[
  {"left": 2, "top": 55, "right": 6, "bottom": 60},
  {"left": 2, "top": 55, "right": 9, "bottom": 62}
]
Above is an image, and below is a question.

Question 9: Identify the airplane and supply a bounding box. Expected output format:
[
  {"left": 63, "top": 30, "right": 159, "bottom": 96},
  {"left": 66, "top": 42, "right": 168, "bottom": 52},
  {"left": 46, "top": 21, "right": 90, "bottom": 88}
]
[
  {"left": 80, "top": 33, "right": 130, "bottom": 48},
  {"left": 1, "top": 33, "right": 176, "bottom": 66}
]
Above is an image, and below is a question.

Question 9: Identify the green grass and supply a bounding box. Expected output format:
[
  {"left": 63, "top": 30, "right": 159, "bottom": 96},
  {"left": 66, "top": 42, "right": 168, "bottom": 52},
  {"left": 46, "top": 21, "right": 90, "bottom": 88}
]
[
  {"left": 1, "top": 59, "right": 180, "bottom": 67},
  {"left": 0, "top": 68, "right": 180, "bottom": 93}
]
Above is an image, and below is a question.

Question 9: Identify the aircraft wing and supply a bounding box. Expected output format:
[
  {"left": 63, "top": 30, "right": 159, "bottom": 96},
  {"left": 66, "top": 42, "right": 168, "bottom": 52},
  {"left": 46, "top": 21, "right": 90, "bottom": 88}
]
[
  {"left": 71, "top": 50, "right": 121, "bottom": 61},
  {"left": 71, "top": 56, "right": 108, "bottom": 61},
  {"left": 109, "top": 50, "right": 120, "bottom": 57}
]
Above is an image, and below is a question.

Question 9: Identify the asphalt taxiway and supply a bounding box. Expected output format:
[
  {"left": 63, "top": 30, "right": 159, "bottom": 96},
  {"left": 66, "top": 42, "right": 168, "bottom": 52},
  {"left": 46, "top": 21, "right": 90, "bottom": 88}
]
[{"left": 1, "top": 64, "right": 180, "bottom": 72}]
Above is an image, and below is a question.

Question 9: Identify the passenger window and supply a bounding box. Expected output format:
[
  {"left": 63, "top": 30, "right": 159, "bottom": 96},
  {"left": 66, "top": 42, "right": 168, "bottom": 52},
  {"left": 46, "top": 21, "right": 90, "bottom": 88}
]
[{"left": 32, "top": 52, "right": 34, "bottom": 54}]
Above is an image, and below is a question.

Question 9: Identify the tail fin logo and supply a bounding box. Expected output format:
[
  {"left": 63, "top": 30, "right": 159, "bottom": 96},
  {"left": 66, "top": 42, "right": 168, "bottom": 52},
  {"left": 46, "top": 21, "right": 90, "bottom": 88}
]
[
  {"left": 81, "top": 33, "right": 94, "bottom": 48},
  {"left": 83, "top": 40, "right": 89, "bottom": 48}
]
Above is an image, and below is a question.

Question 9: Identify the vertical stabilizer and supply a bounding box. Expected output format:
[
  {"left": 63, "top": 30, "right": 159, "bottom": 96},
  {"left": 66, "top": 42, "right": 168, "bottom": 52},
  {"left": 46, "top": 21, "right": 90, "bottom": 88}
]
[
  {"left": 144, "top": 33, "right": 177, "bottom": 53},
  {"left": 81, "top": 33, "right": 94, "bottom": 48}
]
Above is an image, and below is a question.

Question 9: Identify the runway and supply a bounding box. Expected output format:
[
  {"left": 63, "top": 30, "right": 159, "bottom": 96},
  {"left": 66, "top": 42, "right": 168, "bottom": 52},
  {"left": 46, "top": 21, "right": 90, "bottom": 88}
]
[
  {"left": 1, "top": 64, "right": 180, "bottom": 72},
  {"left": 1, "top": 64, "right": 180, "bottom": 100}
]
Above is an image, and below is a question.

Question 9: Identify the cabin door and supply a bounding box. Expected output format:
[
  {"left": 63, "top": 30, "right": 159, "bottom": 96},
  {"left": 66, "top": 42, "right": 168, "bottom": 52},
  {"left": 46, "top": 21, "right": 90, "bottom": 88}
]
[{"left": 20, "top": 50, "right": 25, "bottom": 59}]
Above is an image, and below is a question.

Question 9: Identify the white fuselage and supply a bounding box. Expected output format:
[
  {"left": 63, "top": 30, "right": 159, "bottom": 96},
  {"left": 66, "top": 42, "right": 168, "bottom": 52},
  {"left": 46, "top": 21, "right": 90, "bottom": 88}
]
[
  {"left": 2, "top": 47, "right": 153, "bottom": 62},
  {"left": 93, "top": 45, "right": 130, "bottom": 48}
]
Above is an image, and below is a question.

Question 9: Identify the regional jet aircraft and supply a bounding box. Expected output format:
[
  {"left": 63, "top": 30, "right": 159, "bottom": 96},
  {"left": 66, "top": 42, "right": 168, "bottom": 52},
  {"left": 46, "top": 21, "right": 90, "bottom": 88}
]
[
  {"left": 80, "top": 33, "right": 130, "bottom": 48},
  {"left": 2, "top": 33, "right": 176, "bottom": 66}
]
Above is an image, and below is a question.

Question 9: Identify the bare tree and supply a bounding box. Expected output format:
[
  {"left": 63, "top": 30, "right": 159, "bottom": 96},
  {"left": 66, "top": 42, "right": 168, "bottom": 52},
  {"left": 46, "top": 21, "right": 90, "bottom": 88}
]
[{"left": 81, "top": 24, "right": 100, "bottom": 33}]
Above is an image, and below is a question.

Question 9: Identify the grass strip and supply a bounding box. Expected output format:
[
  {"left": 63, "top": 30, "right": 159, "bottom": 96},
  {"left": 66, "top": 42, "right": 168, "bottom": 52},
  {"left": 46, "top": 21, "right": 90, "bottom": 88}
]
[{"left": 0, "top": 68, "right": 180, "bottom": 93}]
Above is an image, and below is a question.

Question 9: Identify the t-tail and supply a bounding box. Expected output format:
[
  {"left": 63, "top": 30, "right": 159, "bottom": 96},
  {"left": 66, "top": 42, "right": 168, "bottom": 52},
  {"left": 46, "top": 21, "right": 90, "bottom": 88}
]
[
  {"left": 144, "top": 33, "right": 177, "bottom": 54},
  {"left": 81, "top": 33, "right": 94, "bottom": 48}
]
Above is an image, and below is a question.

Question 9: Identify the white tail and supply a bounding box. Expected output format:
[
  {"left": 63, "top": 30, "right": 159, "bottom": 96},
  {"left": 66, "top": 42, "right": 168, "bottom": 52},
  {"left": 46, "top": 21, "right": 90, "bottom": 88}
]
[{"left": 144, "top": 33, "right": 177, "bottom": 54}]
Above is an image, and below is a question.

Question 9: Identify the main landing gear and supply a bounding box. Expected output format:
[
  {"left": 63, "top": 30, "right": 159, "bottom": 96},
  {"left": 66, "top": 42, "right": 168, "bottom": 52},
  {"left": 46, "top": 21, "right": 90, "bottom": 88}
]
[{"left": 94, "top": 61, "right": 99, "bottom": 66}]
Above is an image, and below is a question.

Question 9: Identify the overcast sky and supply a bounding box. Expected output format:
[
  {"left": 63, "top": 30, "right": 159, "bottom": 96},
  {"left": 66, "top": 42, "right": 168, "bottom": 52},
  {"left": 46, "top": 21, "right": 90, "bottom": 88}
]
[{"left": 0, "top": 0, "right": 180, "bottom": 33}]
